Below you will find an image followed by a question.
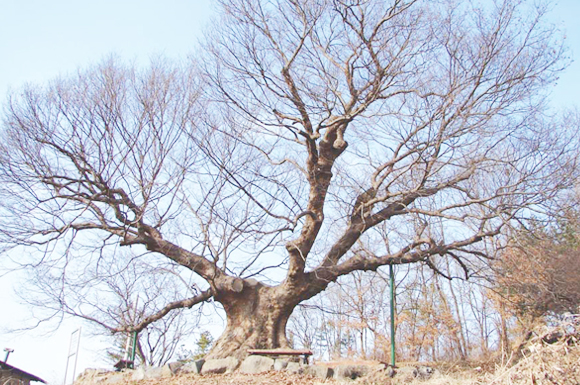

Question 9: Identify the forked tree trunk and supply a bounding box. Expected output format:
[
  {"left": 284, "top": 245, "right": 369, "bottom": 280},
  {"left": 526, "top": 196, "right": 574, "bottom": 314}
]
[{"left": 206, "top": 279, "right": 299, "bottom": 360}]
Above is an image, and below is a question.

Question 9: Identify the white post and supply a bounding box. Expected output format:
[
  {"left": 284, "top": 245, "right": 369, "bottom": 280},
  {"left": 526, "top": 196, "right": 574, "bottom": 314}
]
[{"left": 63, "top": 328, "right": 81, "bottom": 385}]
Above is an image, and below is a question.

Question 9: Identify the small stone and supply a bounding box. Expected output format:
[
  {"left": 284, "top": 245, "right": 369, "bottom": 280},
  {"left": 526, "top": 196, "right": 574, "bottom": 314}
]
[
  {"left": 304, "top": 365, "right": 334, "bottom": 379},
  {"left": 274, "top": 359, "right": 289, "bottom": 371},
  {"left": 181, "top": 359, "right": 205, "bottom": 374},
  {"left": 333, "top": 365, "right": 368, "bottom": 380},
  {"left": 163, "top": 362, "right": 181, "bottom": 374},
  {"left": 363, "top": 366, "right": 396, "bottom": 384},
  {"left": 239, "top": 355, "right": 275, "bottom": 374},
  {"left": 201, "top": 357, "right": 240, "bottom": 374},
  {"left": 130, "top": 367, "right": 145, "bottom": 381},
  {"left": 285, "top": 362, "right": 303, "bottom": 374},
  {"left": 395, "top": 366, "right": 418, "bottom": 381},
  {"left": 416, "top": 365, "right": 436, "bottom": 379},
  {"left": 384, "top": 365, "right": 396, "bottom": 378},
  {"left": 143, "top": 365, "right": 173, "bottom": 379}
]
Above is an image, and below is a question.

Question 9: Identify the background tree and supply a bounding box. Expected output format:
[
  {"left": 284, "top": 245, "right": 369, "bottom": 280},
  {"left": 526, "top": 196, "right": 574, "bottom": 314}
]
[
  {"left": 286, "top": 263, "right": 514, "bottom": 362},
  {"left": 493, "top": 206, "right": 580, "bottom": 333},
  {"left": 192, "top": 331, "right": 215, "bottom": 360},
  {"left": 0, "top": 0, "right": 578, "bottom": 360}
]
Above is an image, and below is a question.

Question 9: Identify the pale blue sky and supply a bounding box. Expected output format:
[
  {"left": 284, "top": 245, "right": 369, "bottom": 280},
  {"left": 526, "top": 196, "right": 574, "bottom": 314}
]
[
  {"left": 0, "top": 0, "right": 213, "bottom": 98},
  {"left": 0, "top": 0, "right": 578, "bottom": 383},
  {"left": 548, "top": 0, "right": 580, "bottom": 108}
]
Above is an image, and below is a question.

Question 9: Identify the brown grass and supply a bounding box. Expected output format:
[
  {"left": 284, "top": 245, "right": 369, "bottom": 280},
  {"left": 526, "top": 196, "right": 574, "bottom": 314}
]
[{"left": 482, "top": 339, "right": 580, "bottom": 384}]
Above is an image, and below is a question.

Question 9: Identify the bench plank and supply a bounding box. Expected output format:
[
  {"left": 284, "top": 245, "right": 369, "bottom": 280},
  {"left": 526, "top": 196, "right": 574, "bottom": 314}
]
[
  {"left": 247, "top": 349, "right": 313, "bottom": 364},
  {"left": 247, "top": 349, "right": 313, "bottom": 356}
]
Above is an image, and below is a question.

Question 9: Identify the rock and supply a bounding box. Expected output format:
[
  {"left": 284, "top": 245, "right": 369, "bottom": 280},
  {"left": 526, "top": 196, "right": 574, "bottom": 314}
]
[
  {"left": 333, "top": 364, "right": 386, "bottom": 380},
  {"left": 395, "top": 366, "right": 418, "bottom": 382},
  {"left": 416, "top": 365, "right": 436, "bottom": 380},
  {"left": 394, "top": 365, "right": 436, "bottom": 381},
  {"left": 285, "top": 362, "right": 303, "bottom": 374},
  {"left": 143, "top": 365, "right": 173, "bottom": 379},
  {"left": 384, "top": 365, "right": 396, "bottom": 378},
  {"left": 181, "top": 359, "right": 205, "bottom": 374},
  {"left": 274, "top": 359, "right": 289, "bottom": 371},
  {"left": 239, "top": 355, "right": 275, "bottom": 374},
  {"left": 167, "top": 361, "right": 184, "bottom": 374},
  {"left": 200, "top": 357, "right": 240, "bottom": 374},
  {"left": 304, "top": 365, "right": 334, "bottom": 379},
  {"left": 363, "top": 366, "right": 396, "bottom": 384},
  {"left": 333, "top": 365, "right": 363, "bottom": 380},
  {"left": 130, "top": 367, "right": 146, "bottom": 381}
]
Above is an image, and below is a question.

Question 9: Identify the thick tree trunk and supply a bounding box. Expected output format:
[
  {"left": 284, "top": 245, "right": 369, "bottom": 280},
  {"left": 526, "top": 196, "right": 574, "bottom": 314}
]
[{"left": 206, "top": 279, "right": 298, "bottom": 360}]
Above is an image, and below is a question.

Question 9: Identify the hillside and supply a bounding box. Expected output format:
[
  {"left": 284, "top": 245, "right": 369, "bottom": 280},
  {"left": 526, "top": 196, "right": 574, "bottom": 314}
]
[{"left": 75, "top": 329, "right": 579, "bottom": 385}]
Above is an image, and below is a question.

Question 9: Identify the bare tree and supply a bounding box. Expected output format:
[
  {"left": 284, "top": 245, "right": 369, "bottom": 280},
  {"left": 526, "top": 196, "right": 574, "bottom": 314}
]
[
  {"left": 20, "top": 249, "right": 204, "bottom": 366},
  {"left": 0, "top": 0, "right": 578, "bottom": 360}
]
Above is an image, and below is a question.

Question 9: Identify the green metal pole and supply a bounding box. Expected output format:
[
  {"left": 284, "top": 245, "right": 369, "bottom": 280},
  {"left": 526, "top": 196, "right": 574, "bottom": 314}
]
[
  {"left": 390, "top": 264, "right": 396, "bottom": 367},
  {"left": 130, "top": 331, "right": 138, "bottom": 368}
]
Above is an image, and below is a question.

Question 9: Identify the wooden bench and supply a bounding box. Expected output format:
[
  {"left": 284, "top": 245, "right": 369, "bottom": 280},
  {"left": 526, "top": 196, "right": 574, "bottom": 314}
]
[{"left": 247, "top": 348, "right": 313, "bottom": 364}]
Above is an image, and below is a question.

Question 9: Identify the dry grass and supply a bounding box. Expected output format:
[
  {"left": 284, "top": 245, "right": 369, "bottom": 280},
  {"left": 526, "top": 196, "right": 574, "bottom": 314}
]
[
  {"left": 482, "top": 337, "right": 580, "bottom": 384},
  {"left": 360, "top": 335, "right": 579, "bottom": 385}
]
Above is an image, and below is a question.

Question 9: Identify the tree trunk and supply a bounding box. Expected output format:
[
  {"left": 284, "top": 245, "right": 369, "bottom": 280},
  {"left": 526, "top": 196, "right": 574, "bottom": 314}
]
[{"left": 206, "top": 279, "right": 298, "bottom": 360}]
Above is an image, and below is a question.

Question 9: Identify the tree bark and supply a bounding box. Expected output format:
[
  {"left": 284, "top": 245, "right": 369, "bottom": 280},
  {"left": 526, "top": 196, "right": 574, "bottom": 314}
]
[{"left": 206, "top": 279, "right": 298, "bottom": 360}]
